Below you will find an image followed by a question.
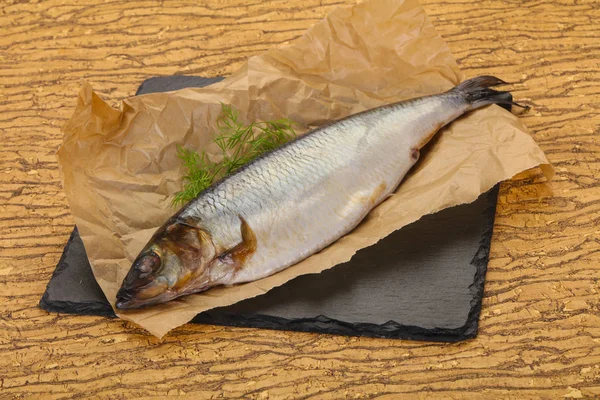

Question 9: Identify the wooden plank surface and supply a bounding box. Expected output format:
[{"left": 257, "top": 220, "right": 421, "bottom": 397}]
[{"left": 1, "top": 0, "right": 598, "bottom": 398}]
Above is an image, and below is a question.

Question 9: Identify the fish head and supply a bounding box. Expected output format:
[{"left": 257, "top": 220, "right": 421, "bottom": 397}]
[{"left": 115, "top": 220, "right": 216, "bottom": 309}]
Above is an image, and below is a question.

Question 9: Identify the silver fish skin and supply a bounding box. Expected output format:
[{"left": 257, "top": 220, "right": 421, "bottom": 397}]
[{"left": 116, "top": 76, "right": 519, "bottom": 309}]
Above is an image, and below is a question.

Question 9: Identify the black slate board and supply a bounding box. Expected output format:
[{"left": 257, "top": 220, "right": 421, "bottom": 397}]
[{"left": 40, "top": 76, "right": 497, "bottom": 342}]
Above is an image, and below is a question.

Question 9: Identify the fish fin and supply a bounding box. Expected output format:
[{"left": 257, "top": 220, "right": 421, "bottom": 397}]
[
  {"left": 455, "top": 75, "right": 507, "bottom": 90},
  {"left": 453, "top": 76, "right": 530, "bottom": 112},
  {"left": 341, "top": 183, "right": 389, "bottom": 220},
  {"left": 367, "top": 183, "right": 388, "bottom": 207},
  {"left": 218, "top": 216, "right": 257, "bottom": 270}
]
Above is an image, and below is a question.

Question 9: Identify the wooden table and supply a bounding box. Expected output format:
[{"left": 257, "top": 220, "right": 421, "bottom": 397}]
[{"left": 1, "top": 0, "right": 598, "bottom": 398}]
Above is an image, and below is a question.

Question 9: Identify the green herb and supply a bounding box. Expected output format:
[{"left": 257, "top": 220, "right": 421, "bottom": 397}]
[{"left": 172, "top": 103, "right": 297, "bottom": 207}]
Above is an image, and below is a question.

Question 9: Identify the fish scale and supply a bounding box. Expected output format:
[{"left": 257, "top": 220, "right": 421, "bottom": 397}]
[{"left": 116, "top": 76, "right": 522, "bottom": 309}]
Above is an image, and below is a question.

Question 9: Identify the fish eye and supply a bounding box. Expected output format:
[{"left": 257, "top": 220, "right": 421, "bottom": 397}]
[
  {"left": 137, "top": 263, "right": 151, "bottom": 274},
  {"left": 135, "top": 252, "right": 161, "bottom": 277}
]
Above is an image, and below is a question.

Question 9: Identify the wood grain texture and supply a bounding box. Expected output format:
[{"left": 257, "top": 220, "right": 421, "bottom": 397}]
[{"left": 1, "top": 0, "right": 599, "bottom": 398}]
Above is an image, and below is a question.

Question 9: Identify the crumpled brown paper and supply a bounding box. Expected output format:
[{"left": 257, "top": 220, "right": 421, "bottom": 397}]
[{"left": 57, "top": 0, "right": 552, "bottom": 338}]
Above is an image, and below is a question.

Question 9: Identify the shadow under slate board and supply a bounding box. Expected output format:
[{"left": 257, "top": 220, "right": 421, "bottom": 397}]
[{"left": 40, "top": 76, "right": 500, "bottom": 342}]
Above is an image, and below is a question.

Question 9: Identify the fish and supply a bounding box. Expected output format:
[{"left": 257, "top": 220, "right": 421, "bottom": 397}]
[{"left": 115, "top": 76, "right": 525, "bottom": 309}]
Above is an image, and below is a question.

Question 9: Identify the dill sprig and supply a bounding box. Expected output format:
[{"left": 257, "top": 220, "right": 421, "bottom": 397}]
[{"left": 172, "top": 103, "right": 296, "bottom": 207}]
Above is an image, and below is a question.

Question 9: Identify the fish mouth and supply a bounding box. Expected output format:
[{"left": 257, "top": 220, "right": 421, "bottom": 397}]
[
  {"left": 115, "top": 299, "right": 150, "bottom": 310},
  {"left": 116, "top": 281, "right": 218, "bottom": 310},
  {"left": 115, "top": 291, "right": 169, "bottom": 309},
  {"left": 115, "top": 276, "right": 212, "bottom": 310},
  {"left": 115, "top": 278, "right": 171, "bottom": 310},
  {"left": 115, "top": 288, "right": 149, "bottom": 310}
]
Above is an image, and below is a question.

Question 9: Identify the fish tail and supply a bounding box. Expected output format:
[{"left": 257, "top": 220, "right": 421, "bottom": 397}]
[{"left": 452, "top": 76, "right": 529, "bottom": 112}]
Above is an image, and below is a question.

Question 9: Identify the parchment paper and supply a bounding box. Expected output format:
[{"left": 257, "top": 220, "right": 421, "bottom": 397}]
[{"left": 57, "top": 0, "right": 552, "bottom": 338}]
